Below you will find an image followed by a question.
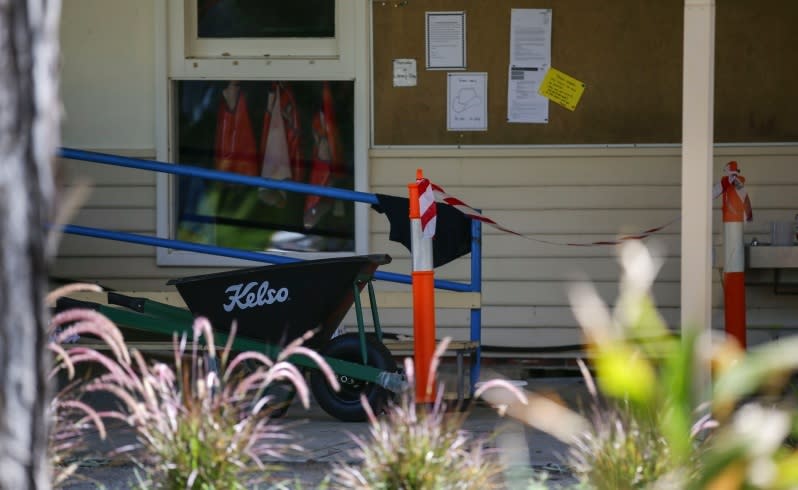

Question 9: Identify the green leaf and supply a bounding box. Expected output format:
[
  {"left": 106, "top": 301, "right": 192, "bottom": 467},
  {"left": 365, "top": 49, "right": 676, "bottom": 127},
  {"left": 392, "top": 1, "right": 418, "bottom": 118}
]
[
  {"left": 595, "top": 344, "right": 656, "bottom": 405},
  {"left": 660, "top": 331, "right": 697, "bottom": 462}
]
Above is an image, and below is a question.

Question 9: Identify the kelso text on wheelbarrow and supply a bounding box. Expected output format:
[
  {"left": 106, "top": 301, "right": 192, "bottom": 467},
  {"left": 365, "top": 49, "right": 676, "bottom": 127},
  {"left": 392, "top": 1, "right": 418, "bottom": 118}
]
[{"left": 223, "top": 281, "right": 289, "bottom": 312}]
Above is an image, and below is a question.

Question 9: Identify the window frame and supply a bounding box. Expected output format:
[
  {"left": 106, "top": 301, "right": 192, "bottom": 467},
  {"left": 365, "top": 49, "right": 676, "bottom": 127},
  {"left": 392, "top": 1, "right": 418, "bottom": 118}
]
[{"left": 155, "top": 0, "right": 370, "bottom": 267}]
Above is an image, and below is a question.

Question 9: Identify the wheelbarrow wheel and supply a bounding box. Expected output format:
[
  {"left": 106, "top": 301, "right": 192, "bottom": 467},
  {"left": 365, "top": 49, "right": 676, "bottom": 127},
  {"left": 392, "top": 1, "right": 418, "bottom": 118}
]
[
  {"left": 240, "top": 361, "right": 296, "bottom": 418},
  {"left": 310, "top": 333, "right": 396, "bottom": 422}
]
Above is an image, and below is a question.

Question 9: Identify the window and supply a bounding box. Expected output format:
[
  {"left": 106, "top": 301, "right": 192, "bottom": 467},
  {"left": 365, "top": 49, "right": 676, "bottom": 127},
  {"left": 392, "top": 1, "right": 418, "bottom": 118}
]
[
  {"left": 156, "top": 1, "right": 369, "bottom": 266},
  {"left": 173, "top": 79, "right": 355, "bottom": 253}
]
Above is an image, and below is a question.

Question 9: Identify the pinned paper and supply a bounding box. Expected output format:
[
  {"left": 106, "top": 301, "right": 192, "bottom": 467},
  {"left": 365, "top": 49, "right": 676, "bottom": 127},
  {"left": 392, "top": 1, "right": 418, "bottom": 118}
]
[
  {"left": 393, "top": 59, "right": 417, "bottom": 87},
  {"left": 447, "top": 72, "right": 487, "bottom": 131},
  {"left": 538, "top": 67, "right": 585, "bottom": 111},
  {"left": 426, "top": 11, "right": 467, "bottom": 70}
]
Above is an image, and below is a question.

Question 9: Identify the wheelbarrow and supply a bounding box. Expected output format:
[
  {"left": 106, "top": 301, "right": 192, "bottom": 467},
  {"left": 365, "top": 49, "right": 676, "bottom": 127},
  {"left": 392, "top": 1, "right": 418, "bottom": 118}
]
[{"left": 56, "top": 254, "right": 404, "bottom": 422}]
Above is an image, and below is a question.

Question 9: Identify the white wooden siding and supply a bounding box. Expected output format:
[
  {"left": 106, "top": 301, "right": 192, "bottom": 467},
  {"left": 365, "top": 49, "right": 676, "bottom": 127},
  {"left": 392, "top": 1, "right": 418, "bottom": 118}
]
[
  {"left": 54, "top": 145, "right": 798, "bottom": 351},
  {"left": 54, "top": 0, "right": 797, "bottom": 352},
  {"left": 60, "top": 0, "right": 155, "bottom": 149},
  {"left": 367, "top": 146, "right": 798, "bottom": 349}
]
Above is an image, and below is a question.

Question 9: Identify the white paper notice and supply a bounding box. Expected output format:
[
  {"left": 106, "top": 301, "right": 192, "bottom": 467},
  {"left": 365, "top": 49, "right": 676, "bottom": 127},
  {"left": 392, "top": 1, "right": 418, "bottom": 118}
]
[
  {"left": 510, "top": 9, "right": 551, "bottom": 67},
  {"left": 426, "top": 11, "right": 466, "bottom": 70},
  {"left": 393, "top": 59, "right": 417, "bottom": 87},
  {"left": 507, "top": 66, "right": 548, "bottom": 123},
  {"left": 508, "top": 9, "right": 551, "bottom": 123},
  {"left": 447, "top": 72, "right": 487, "bottom": 131}
]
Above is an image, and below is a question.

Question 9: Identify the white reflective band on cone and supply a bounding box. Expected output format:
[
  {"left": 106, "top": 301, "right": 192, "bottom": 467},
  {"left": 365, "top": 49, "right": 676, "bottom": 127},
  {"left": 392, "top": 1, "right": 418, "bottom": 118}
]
[
  {"left": 411, "top": 219, "right": 434, "bottom": 271},
  {"left": 724, "top": 221, "right": 744, "bottom": 273}
]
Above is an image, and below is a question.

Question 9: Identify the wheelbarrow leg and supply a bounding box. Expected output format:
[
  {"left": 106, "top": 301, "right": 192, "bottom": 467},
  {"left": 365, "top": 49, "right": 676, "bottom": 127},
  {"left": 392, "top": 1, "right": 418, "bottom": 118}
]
[
  {"left": 351, "top": 279, "right": 385, "bottom": 365},
  {"left": 366, "top": 281, "right": 383, "bottom": 341},
  {"left": 352, "top": 281, "right": 369, "bottom": 364}
]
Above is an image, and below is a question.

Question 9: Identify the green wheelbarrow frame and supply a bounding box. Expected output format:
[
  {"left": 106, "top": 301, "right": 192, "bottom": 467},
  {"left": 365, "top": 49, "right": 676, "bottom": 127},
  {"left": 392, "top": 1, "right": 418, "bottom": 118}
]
[
  {"left": 95, "top": 277, "right": 404, "bottom": 394},
  {"left": 56, "top": 256, "right": 407, "bottom": 421}
]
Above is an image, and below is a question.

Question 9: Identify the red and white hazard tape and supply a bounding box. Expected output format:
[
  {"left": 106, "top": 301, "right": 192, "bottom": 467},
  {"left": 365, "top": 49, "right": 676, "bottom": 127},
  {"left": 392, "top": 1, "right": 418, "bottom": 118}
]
[
  {"left": 429, "top": 181, "right": 680, "bottom": 247},
  {"left": 712, "top": 161, "right": 753, "bottom": 223},
  {"left": 417, "top": 177, "right": 437, "bottom": 239}
]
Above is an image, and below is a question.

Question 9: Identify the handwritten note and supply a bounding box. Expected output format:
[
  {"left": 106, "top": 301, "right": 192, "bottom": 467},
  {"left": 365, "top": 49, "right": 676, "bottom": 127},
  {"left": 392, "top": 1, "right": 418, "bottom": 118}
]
[
  {"left": 393, "top": 59, "right": 417, "bottom": 87},
  {"left": 447, "top": 72, "right": 487, "bottom": 131},
  {"left": 538, "top": 67, "right": 585, "bottom": 111}
]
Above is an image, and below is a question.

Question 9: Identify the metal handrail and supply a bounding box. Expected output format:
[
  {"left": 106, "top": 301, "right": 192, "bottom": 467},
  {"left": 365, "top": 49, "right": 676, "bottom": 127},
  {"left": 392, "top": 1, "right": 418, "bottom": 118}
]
[
  {"left": 58, "top": 147, "right": 483, "bottom": 384},
  {"left": 59, "top": 148, "right": 379, "bottom": 205}
]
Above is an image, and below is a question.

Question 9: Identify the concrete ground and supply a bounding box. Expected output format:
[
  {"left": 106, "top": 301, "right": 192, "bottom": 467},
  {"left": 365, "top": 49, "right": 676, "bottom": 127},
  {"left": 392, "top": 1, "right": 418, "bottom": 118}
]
[{"left": 60, "top": 376, "right": 588, "bottom": 489}]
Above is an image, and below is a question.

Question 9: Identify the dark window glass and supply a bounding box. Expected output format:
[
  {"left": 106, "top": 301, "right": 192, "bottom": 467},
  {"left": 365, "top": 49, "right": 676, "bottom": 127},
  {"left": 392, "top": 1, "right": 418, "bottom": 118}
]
[
  {"left": 174, "top": 80, "right": 355, "bottom": 253},
  {"left": 197, "top": 0, "right": 335, "bottom": 38}
]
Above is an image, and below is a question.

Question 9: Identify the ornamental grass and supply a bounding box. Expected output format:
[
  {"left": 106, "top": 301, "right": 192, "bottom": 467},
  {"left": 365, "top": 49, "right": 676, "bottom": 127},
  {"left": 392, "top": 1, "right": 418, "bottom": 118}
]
[
  {"left": 47, "top": 287, "right": 338, "bottom": 490},
  {"left": 330, "top": 338, "right": 527, "bottom": 490}
]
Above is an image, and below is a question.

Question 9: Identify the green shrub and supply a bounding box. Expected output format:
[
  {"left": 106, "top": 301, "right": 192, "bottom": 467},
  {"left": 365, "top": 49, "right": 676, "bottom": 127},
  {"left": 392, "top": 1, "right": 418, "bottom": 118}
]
[
  {"left": 567, "top": 376, "right": 694, "bottom": 489},
  {"left": 330, "top": 341, "right": 523, "bottom": 490}
]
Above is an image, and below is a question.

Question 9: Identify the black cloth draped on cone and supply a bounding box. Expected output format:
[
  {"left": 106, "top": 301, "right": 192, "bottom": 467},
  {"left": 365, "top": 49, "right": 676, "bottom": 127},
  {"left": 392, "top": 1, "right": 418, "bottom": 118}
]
[{"left": 372, "top": 193, "right": 472, "bottom": 268}]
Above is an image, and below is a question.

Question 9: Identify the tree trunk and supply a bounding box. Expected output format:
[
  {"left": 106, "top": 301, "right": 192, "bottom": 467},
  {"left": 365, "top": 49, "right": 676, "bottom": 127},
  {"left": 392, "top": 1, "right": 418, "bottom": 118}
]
[{"left": 0, "top": 0, "right": 61, "bottom": 488}]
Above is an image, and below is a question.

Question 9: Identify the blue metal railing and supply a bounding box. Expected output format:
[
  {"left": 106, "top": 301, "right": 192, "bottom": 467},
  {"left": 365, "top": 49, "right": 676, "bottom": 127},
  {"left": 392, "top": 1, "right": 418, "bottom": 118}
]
[{"left": 58, "top": 147, "right": 483, "bottom": 387}]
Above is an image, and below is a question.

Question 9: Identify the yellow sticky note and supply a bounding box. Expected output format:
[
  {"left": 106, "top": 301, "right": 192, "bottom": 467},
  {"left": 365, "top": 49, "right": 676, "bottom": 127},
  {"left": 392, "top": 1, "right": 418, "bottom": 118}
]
[{"left": 538, "top": 67, "right": 586, "bottom": 111}]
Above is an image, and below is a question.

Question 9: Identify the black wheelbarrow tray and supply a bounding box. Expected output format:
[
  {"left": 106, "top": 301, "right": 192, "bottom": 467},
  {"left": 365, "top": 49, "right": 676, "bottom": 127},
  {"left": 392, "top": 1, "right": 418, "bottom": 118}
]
[{"left": 56, "top": 254, "right": 404, "bottom": 422}]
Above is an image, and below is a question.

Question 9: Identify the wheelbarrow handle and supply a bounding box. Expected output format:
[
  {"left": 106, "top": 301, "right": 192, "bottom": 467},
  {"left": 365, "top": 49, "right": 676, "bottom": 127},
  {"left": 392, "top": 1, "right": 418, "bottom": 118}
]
[
  {"left": 107, "top": 292, "right": 146, "bottom": 313},
  {"left": 54, "top": 296, "right": 103, "bottom": 313},
  {"left": 106, "top": 292, "right": 195, "bottom": 324}
]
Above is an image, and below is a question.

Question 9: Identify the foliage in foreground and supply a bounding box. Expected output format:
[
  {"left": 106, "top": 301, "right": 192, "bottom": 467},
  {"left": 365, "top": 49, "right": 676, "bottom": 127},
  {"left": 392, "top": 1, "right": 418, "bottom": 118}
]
[
  {"left": 560, "top": 240, "right": 798, "bottom": 489},
  {"left": 568, "top": 391, "right": 686, "bottom": 489},
  {"left": 46, "top": 284, "right": 109, "bottom": 488},
  {"left": 45, "top": 239, "right": 798, "bottom": 490},
  {"left": 468, "top": 240, "right": 798, "bottom": 489},
  {"left": 330, "top": 340, "right": 526, "bottom": 490},
  {"left": 48, "top": 292, "right": 338, "bottom": 490},
  {"left": 47, "top": 375, "right": 108, "bottom": 488}
]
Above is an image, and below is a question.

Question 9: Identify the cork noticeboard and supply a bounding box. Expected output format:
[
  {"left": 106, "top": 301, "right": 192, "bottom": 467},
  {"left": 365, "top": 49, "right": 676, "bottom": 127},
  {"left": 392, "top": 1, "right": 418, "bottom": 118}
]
[{"left": 372, "top": 0, "right": 798, "bottom": 145}]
